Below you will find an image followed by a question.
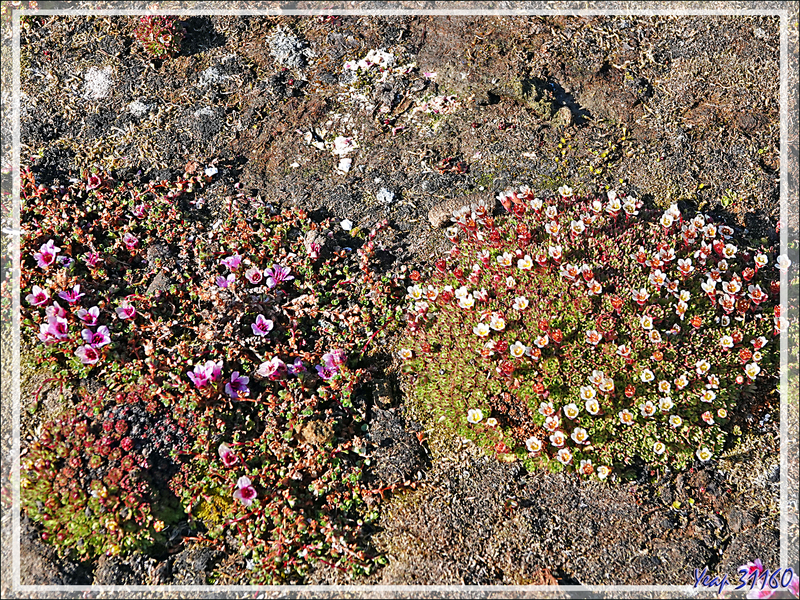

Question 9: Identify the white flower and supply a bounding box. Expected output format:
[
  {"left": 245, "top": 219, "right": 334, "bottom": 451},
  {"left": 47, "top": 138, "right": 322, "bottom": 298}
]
[
  {"left": 640, "top": 401, "right": 657, "bottom": 417},
  {"left": 695, "top": 360, "right": 711, "bottom": 375},
  {"left": 497, "top": 252, "right": 513, "bottom": 267},
  {"left": 754, "top": 253, "right": 768, "bottom": 268},
  {"left": 549, "top": 431, "right": 566, "bottom": 447},
  {"left": 525, "top": 436, "right": 542, "bottom": 453},
  {"left": 548, "top": 245, "right": 563, "bottom": 261},
  {"left": 398, "top": 348, "right": 413, "bottom": 360},
  {"left": 459, "top": 295, "right": 475, "bottom": 309},
  {"left": 580, "top": 386, "right": 596, "bottom": 401},
  {"left": 473, "top": 323, "right": 491, "bottom": 337},
  {"left": 517, "top": 255, "right": 534, "bottom": 270},
  {"left": 619, "top": 409, "right": 635, "bottom": 425},
  {"left": 719, "top": 335, "right": 734, "bottom": 349},
  {"left": 332, "top": 136, "right": 357, "bottom": 156},
  {"left": 745, "top": 362, "right": 761, "bottom": 379},
  {"left": 505, "top": 276, "right": 517, "bottom": 288},
  {"left": 407, "top": 285, "right": 423, "bottom": 300},
  {"left": 558, "top": 185, "right": 573, "bottom": 198},
  {"left": 512, "top": 296, "right": 529, "bottom": 310},
  {"left": 597, "top": 465, "right": 611, "bottom": 480},
  {"left": 696, "top": 447, "right": 713, "bottom": 462},
  {"left": 640, "top": 315, "right": 654, "bottom": 330},
  {"left": 556, "top": 448, "right": 573, "bottom": 465},
  {"left": 455, "top": 286, "right": 469, "bottom": 300},
  {"left": 722, "top": 244, "right": 737, "bottom": 259},
  {"left": 776, "top": 254, "right": 792, "bottom": 271},
  {"left": 669, "top": 415, "right": 683, "bottom": 428},
  {"left": 659, "top": 397, "right": 674, "bottom": 412},
  {"left": 570, "top": 220, "right": 586, "bottom": 235},
  {"left": 563, "top": 403, "right": 580, "bottom": 420},
  {"left": 466, "top": 408, "right": 484, "bottom": 424},
  {"left": 489, "top": 314, "right": 506, "bottom": 331},
  {"left": 701, "top": 390, "right": 717, "bottom": 403},
  {"left": 640, "top": 369, "right": 655, "bottom": 383},
  {"left": 509, "top": 341, "right": 527, "bottom": 358},
  {"left": 571, "top": 428, "right": 589, "bottom": 445},
  {"left": 585, "top": 398, "right": 601, "bottom": 415}
]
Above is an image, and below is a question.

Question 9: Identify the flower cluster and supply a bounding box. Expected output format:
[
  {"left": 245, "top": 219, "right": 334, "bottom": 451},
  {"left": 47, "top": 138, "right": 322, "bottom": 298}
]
[
  {"left": 20, "top": 167, "right": 404, "bottom": 582},
  {"left": 133, "top": 15, "right": 185, "bottom": 59},
  {"left": 400, "top": 187, "right": 780, "bottom": 476}
]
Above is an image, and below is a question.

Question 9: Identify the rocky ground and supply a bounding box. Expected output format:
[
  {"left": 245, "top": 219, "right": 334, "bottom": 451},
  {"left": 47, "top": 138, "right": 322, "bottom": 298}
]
[{"left": 2, "top": 6, "right": 799, "bottom": 596}]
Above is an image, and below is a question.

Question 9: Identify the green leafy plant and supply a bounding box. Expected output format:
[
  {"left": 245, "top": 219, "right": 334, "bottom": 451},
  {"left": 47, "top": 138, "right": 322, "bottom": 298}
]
[
  {"left": 134, "top": 15, "right": 185, "bottom": 59},
  {"left": 399, "top": 186, "right": 780, "bottom": 477},
  {"left": 21, "top": 390, "right": 189, "bottom": 559}
]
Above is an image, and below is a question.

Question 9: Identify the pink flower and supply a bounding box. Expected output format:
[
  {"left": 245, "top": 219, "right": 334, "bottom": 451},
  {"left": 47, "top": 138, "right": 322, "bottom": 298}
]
[
  {"left": 34, "top": 240, "right": 60, "bottom": 269},
  {"left": 251, "top": 315, "right": 274, "bottom": 337},
  {"left": 81, "top": 326, "right": 111, "bottom": 348},
  {"left": 86, "top": 173, "right": 102, "bottom": 190},
  {"left": 75, "top": 344, "right": 101, "bottom": 365},
  {"left": 233, "top": 476, "right": 257, "bottom": 507},
  {"left": 322, "top": 349, "right": 346, "bottom": 369},
  {"left": 220, "top": 254, "right": 242, "bottom": 271},
  {"left": 122, "top": 232, "right": 139, "bottom": 250},
  {"left": 116, "top": 301, "right": 136, "bottom": 320},
  {"left": 218, "top": 443, "right": 239, "bottom": 468},
  {"left": 83, "top": 251, "right": 102, "bottom": 267},
  {"left": 265, "top": 264, "right": 294, "bottom": 288},
  {"left": 46, "top": 315, "right": 70, "bottom": 341},
  {"left": 216, "top": 274, "right": 235, "bottom": 288},
  {"left": 244, "top": 267, "right": 263, "bottom": 285},
  {"left": 58, "top": 285, "right": 85, "bottom": 305},
  {"left": 76, "top": 306, "right": 100, "bottom": 326},
  {"left": 315, "top": 363, "right": 338, "bottom": 380},
  {"left": 287, "top": 357, "right": 306, "bottom": 376},
  {"left": 25, "top": 285, "right": 49, "bottom": 306},
  {"left": 224, "top": 372, "right": 250, "bottom": 399},
  {"left": 132, "top": 204, "right": 147, "bottom": 218},
  {"left": 187, "top": 360, "right": 222, "bottom": 389},
  {"left": 257, "top": 356, "right": 287, "bottom": 380},
  {"left": 46, "top": 301, "right": 67, "bottom": 320}
]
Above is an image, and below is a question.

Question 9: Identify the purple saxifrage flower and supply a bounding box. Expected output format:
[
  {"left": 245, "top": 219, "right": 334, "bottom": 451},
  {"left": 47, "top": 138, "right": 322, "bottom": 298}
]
[
  {"left": 244, "top": 267, "right": 263, "bottom": 285},
  {"left": 83, "top": 251, "right": 102, "bottom": 267},
  {"left": 233, "top": 476, "right": 257, "bottom": 507},
  {"left": 256, "top": 356, "right": 287, "bottom": 380},
  {"left": 116, "top": 301, "right": 136, "bottom": 320},
  {"left": 220, "top": 254, "right": 242, "bottom": 271},
  {"left": 76, "top": 306, "right": 100, "bottom": 326},
  {"left": 224, "top": 372, "right": 250, "bottom": 399},
  {"left": 287, "top": 358, "right": 306, "bottom": 376},
  {"left": 75, "top": 344, "right": 101, "bottom": 365},
  {"left": 58, "top": 285, "right": 85, "bottom": 305},
  {"left": 187, "top": 360, "right": 222, "bottom": 389},
  {"left": 45, "top": 315, "right": 70, "bottom": 341},
  {"left": 265, "top": 264, "right": 294, "bottom": 288},
  {"left": 251, "top": 315, "right": 274, "bottom": 337},
  {"left": 25, "top": 285, "right": 49, "bottom": 306},
  {"left": 315, "top": 363, "right": 337, "bottom": 380},
  {"left": 323, "top": 349, "right": 346, "bottom": 369},
  {"left": 122, "top": 232, "right": 139, "bottom": 251},
  {"left": 34, "top": 239, "right": 60, "bottom": 269},
  {"left": 218, "top": 442, "right": 239, "bottom": 468},
  {"left": 86, "top": 173, "right": 102, "bottom": 190},
  {"left": 216, "top": 274, "right": 236, "bottom": 289},
  {"left": 46, "top": 301, "right": 67, "bottom": 320},
  {"left": 81, "top": 326, "right": 111, "bottom": 348}
]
